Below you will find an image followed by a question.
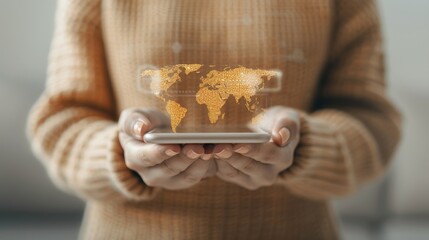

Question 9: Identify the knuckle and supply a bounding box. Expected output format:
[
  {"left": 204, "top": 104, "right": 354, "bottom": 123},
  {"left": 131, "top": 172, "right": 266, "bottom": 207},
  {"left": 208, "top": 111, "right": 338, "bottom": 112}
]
[
  {"left": 125, "top": 160, "right": 140, "bottom": 171},
  {"left": 243, "top": 160, "right": 256, "bottom": 172},
  {"left": 162, "top": 161, "right": 180, "bottom": 175},
  {"left": 225, "top": 170, "right": 239, "bottom": 178},
  {"left": 183, "top": 173, "right": 201, "bottom": 183},
  {"left": 151, "top": 146, "right": 167, "bottom": 160},
  {"left": 141, "top": 156, "right": 157, "bottom": 167},
  {"left": 218, "top": 170, "right": 239, "bottom": 179},
  {"left": 262, "top": 156, "right": 275, "bottom": 164},
  {"left": 143, "top": 171, "right": 169, "bottom": 187},
  {"left": 140, "top": 147, "right": 167, "bottom": 167},
  {"left": 262, "top": 154, "right": 273, "bottom": 163},
  {"left": 142, "top": 176, "right": 159, "bottom": 187}
]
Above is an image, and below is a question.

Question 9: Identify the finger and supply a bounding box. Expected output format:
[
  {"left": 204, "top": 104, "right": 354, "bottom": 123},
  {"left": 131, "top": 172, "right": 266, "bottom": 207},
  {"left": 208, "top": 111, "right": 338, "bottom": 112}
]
[
  {"left": 203, "top": 160, "right": 217, "bottom": 179},
  {"left": 270, "top": 116, "right": 299, "bottom": 147},
  {"left": 215, "top": 159, "right": 254, "bottom": 189},
  {"left": 232, "top": 142, "right": 283, "bottom": 164},
  {"left": 223, "top": 154, "right": 275, "bottom": 182},
  {"left": 143, "top": 153, "right": 196, "bottom": 182},
  {"left": 119, "top": 108, "right": 170, "bottom": 140},
  {"left": 119, "top": 110, "right": 150, "bottom": 140},
  {"left": 172, "top": 159, "right": 211, "bottom": 184},
  {"left": 124, "top": 135, "right": 181, "bottom": 167},
  {"left": 258, "top": 107, "right": 300, "bottom": 147},
  {"left": 154, "top": 153, "right": 197, "bottom": 175},
  {"left": 201, "top": 144, "right": 215, "bottom": 161},
  {"left": 182, "top": 144, "right": 205, "bottom": 160},
  {"left": 213, "top": 144, "right": 233, "bottom": 159}
]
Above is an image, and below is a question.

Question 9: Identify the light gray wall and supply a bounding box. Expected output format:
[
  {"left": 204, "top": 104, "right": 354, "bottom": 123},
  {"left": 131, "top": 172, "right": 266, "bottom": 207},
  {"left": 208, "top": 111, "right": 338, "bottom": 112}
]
[
  {"left": 379, "top": 0, "right": 429, "bottom": 216},
  {"left": 379, "top": 0, "right": 429, "bottom": 94},
  {"left": 0, "top": 1, "right": 54, "bottom": 84},
  {"left": 0, "top": 1, "right": 84, "bottom": 213}
]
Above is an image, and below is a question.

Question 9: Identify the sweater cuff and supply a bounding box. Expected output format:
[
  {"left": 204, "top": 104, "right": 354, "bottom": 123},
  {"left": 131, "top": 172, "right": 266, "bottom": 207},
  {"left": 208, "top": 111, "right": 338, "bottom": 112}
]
[
  {"left": 105, "top": 125, "right": 162, "bottom": 201},
  {"left": 276, "top": 109, "right": 381, "bottom": 199},
  {"left": 74, "top": 122, "right": 161, "bottom": 201}
]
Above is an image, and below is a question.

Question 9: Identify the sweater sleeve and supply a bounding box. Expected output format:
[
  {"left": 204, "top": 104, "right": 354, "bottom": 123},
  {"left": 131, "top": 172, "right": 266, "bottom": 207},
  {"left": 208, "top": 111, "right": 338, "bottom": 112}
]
[
  {"left": 26, "top": 0, "right": 160, "bottom": 201},
  {"left": 276, "top": 0, "right": 402, "bottom": 200}
]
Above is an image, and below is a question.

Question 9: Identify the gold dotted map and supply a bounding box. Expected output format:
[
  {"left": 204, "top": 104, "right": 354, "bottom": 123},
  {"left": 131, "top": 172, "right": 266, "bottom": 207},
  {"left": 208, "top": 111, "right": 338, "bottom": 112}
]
[{"left": 141, "top": 64, "right": 279, "bottom": 132}]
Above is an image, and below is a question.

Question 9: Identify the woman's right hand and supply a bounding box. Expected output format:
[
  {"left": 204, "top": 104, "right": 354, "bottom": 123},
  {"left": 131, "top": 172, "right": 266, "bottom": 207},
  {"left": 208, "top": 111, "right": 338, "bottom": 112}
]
[{"left": 118, "top": 109, "right": 216, "bottom": 190}]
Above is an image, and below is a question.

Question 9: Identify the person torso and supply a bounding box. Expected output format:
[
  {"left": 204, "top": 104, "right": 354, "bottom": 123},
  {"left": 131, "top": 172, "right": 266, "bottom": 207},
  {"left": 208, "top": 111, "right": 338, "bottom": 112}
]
[
  {"left": 101, "top": 0, "right": 333, "bottom": 113},
  {"left": 86, "top": 1, "right": 338, "bottom": 239}
]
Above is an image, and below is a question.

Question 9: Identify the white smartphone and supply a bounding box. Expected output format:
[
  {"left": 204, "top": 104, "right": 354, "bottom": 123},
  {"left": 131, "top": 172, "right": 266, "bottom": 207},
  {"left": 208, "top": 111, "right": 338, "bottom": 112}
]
[{"left": 143, "top": 126, "right": 271, "bottom": 144}]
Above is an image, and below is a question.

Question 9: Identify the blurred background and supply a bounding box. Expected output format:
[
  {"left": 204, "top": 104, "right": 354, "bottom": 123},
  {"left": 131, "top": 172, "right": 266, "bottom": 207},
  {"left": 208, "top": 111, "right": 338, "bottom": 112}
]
[{"left": 0, "top": 0, "right": 428, "bottom": 239}]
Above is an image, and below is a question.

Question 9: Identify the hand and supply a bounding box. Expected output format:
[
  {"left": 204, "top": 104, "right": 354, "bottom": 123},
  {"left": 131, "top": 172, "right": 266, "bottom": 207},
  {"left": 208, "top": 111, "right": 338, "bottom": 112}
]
[
  {"left": 118, "top": 108, "right": 216, "bottom": 190},
  {"left": 214, "top": 106, "right": 300, "bottom": 190}
]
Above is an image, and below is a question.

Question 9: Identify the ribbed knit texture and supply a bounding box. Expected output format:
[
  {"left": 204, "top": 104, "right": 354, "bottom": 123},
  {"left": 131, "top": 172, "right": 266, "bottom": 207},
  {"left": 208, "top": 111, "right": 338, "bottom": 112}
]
[{"left": 27, "top": 0, "right": 401, "bottom": 239}]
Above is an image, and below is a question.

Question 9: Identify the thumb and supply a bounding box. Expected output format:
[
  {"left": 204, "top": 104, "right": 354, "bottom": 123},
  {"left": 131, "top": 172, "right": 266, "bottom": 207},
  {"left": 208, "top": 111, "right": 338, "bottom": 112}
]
[
  {"left": 119, "top": 108, "right": 171, "bottom": 140},
  {"left": 256, "top": 106, "right": 300, "bottom": 147}
]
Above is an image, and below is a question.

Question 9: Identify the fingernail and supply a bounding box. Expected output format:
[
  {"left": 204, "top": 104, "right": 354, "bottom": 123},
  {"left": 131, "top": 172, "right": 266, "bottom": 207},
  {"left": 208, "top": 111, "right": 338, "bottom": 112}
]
[
  {"left": 201, "top": 154, "right": 211, "bottom": 161},
  {"left": 215, "top": 149, "right": 230, "bottom": 158},
  {"left": 234, "top": 145, "right": 250, "bottom": 154},
  {"left": 165, "top": 149, "right": 179, "bottom": 157},
  {"left": 131, "top": 119, "right": 148, "bottom": 140},
  {"left": 187, "top": 150, "right": 200, "bottom": 159},
  {"left": 279, "top": 127, "right": 290, "bottom": 146}
]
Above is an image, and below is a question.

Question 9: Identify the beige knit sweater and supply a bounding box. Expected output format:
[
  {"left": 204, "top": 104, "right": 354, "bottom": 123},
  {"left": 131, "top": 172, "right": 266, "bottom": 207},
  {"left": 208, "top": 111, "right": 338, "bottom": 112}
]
[{"left": 27, "top": 0, "right": 401, "bottom": 239}]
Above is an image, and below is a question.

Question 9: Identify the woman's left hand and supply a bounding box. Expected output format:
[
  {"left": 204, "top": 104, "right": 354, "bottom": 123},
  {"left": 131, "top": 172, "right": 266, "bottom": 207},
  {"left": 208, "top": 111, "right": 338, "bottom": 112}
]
[{"left": 214, "top": 106, "right": 301, "bottom": 190}]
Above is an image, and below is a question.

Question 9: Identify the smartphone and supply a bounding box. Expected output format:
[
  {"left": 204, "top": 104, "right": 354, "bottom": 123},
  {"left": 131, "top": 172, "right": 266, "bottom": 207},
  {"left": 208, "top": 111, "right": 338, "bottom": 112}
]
[{"left": 143, "top": 126, "right": 271, "bottom": 144}]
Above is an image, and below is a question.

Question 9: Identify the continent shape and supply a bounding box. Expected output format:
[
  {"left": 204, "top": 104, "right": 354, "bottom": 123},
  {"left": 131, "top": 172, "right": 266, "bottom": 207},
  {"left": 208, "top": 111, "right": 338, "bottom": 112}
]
[{"left": 141, "top": 65, "right": 277, "bottom": 132}]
